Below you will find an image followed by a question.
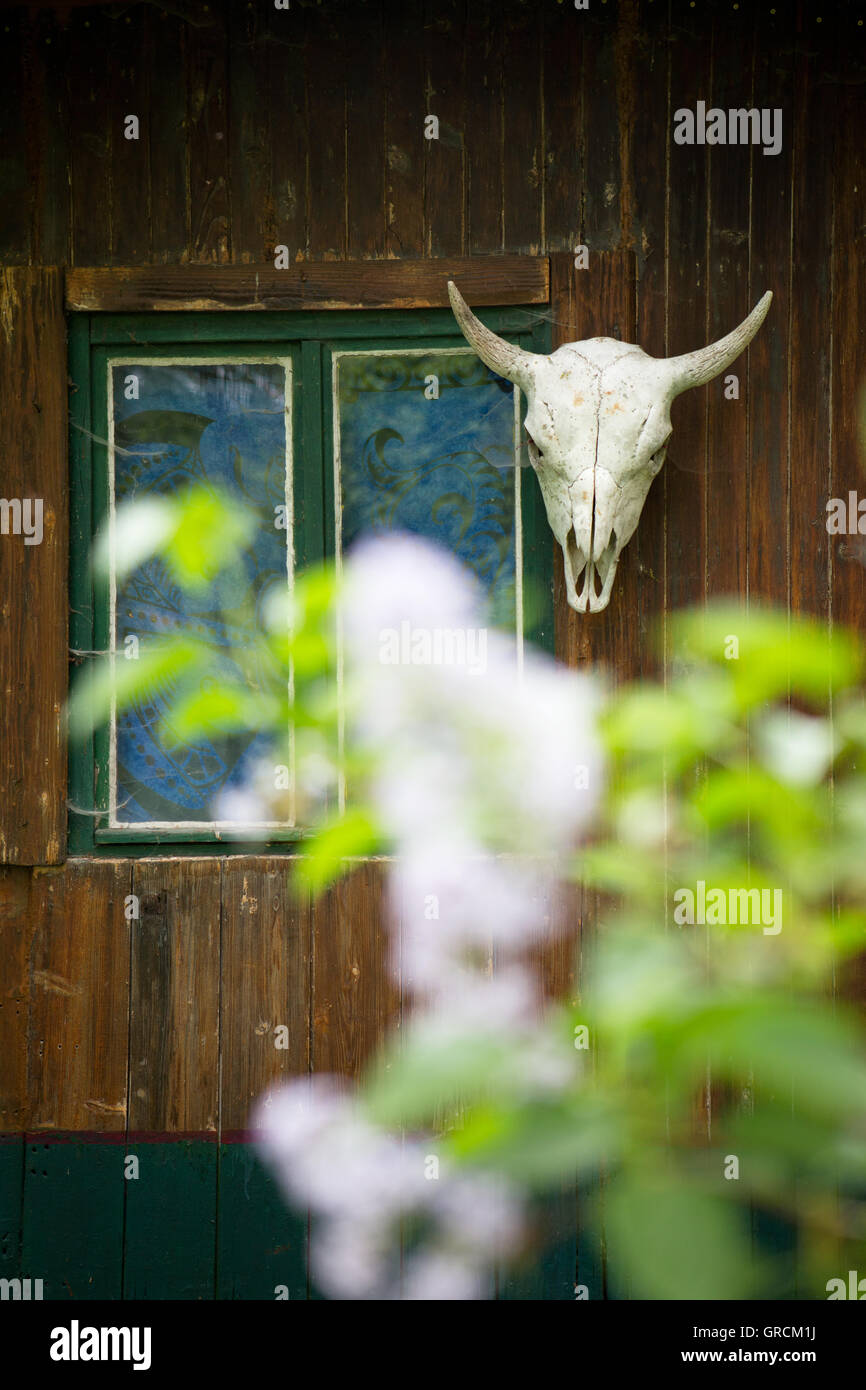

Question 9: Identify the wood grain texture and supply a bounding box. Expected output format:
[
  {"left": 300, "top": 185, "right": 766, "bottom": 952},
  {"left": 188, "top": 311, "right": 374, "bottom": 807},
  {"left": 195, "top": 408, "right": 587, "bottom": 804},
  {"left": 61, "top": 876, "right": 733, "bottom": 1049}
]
[
  {"left": 747, "top": 4, "right": 795, "bottom": 615},
  {"left": 346, "top": 1, "right": 387, "bottom": 260},
  {"left": 0, "top": 870, "right": 32, "bottom": 1133},
  {"left": 830, "top": 11, "right": 866, "bottom": 1010},
  {"left": 129, "top": 860, "right": 221, "bottom": 1134},
  {"left": 28, "top": 862, "right": 131, "bottom": 1132},
  {"left": 146, "top": 6, "right": 189, "bottom": 263},
  {"left": 384, "top": 0, "right": 426, "bottom": 257},
  {"left": 22, "top": 8, "right": 69, "bottom": 266},
  {"left": 705, "top": 0, "right": 752, "bottom": 609},
  {"left": 220, "top": 859, "right": 311, "bottom": 1134},
  {"left": 0, "top": 266, "right": 68, "bottom": 865},
  {"left": 109, "top": 9, "right": 151, "bottom": 264},
  {"left": 629, "top": 0, "right": 668, "bottom": 672},
  {"left": 665, "top": 0, "right": 712, "bottom": 631},
  {"left": 65, "top": 256, "right": 549, "bottom": 311},
  {"left": 267, "top": 1, "right": 307, "bottom": 266},
  {"left": 228, "top": 0, "right": 271, "bottom": 265},
  {"left": 64, "top": 8, "right": 112, "bottom": 266},
  {"left": 186, "top": 1, "right": 231, "bottom": 262},
  {"left": 0, "top": 10, "right": 30, "bottom": 266},
  {"left": 788, "top": 5, "right": 833, "bottom": 624},
  {"left": 502, "top": 0, "right": 543, "bottom": 255},
  {"left": 542, "top": 0, "right": 583, "bottom": 256},
  {"left": 312, "top": 861, "right": 399, "bottom": 1079},
  {"left": 305, "top": 2, "right": 347, "bottom": 261},
  {"left": 424, "top": 0, "right": 466, "bottom": 258},
  {"left": 465, "top": 1, "right": 504, "bottom": 255}
]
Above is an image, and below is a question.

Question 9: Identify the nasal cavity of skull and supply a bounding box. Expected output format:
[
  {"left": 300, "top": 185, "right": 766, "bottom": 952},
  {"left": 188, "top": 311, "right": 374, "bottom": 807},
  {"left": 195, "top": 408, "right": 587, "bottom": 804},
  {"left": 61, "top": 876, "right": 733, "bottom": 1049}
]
[{"left": 567, "top": 518, "right": 618, "bottom": 607}]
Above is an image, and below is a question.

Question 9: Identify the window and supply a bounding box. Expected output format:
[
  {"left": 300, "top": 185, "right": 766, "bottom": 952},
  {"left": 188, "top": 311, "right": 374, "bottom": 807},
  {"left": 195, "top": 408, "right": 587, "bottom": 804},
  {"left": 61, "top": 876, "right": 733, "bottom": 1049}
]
[{"left": 68, "top": 306, "right": 552, "bottom": 852}]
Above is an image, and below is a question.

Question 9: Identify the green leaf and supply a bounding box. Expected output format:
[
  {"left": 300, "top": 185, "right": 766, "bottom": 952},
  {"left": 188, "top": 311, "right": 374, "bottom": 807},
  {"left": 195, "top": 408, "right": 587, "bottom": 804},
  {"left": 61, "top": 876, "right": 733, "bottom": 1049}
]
[
  {"left": 294, "top": 806, "right": 382, "bottom": 896},
  {"left": 67, "top": 638, "right": 207, "bottom": 738},
  {"left": 605, "top": 1170, "right": 756, "bottom": 1299}
]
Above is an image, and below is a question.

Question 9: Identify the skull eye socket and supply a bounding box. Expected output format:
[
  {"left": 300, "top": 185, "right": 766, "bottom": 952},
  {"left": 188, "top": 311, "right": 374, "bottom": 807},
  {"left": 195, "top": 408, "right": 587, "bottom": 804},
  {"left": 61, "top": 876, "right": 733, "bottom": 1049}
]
[
  {"left": 648, "top": 435, "right": 672, "bottom": 473},
  {"left": 525, "top": 431, "right": 543, "bottom": 463}
]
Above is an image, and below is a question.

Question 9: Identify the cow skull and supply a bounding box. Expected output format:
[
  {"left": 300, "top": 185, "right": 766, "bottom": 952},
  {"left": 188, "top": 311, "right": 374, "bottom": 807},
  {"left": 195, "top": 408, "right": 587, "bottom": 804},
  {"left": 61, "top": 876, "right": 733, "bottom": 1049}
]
[{"left": 448, "top": 281, "right": 772, "bottom": 613}]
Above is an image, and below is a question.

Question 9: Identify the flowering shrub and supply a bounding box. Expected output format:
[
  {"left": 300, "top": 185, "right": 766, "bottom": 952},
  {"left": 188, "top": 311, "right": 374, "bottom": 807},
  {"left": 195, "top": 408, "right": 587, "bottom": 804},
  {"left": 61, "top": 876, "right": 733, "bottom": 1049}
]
[{"left": 71, "top": 489, "right": 866, "bottom": 1299}]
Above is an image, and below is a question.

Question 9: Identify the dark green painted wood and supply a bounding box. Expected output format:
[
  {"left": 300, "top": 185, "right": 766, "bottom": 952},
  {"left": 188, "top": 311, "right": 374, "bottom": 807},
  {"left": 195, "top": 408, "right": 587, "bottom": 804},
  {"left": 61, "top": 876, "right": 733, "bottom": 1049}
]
[
  {"left": 123, "top": 1140, "right": 217, "bottom": 1300},
  {"left": 499, "top": 1187, "right": 578, "bottom": 1301},
  {"left": 216, "top": 1144, "right": 307, "bottom": 1301},
  {"left": 88, "top": 308, "right": 537, "bottom": 346},
  {"left": 21, "top": 1137, "right": 124, "bottom": 1299},
  {"left": 0, "top": 1134, "right": 23, "bottom": 1279},
  {"left": 67, "top": 316, "right": 95, "bottom": 857}
]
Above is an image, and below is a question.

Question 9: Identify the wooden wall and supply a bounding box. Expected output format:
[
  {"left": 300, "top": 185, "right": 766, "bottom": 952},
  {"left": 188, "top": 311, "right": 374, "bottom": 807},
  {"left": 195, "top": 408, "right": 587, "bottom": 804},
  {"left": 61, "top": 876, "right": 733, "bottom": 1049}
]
[{"left": 0, "top": 0, "right": 865, "bottom": 1298}]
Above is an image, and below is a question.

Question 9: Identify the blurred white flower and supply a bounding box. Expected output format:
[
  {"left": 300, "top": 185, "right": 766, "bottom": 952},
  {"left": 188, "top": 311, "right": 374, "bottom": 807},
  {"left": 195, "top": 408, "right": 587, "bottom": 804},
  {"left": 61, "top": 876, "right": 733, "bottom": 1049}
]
[
  {"left": 254, "top": 535, "right": 604, "bottom": 1299},
  {"left": 756, "top": 710, "right": 836, "bottom": 787}
]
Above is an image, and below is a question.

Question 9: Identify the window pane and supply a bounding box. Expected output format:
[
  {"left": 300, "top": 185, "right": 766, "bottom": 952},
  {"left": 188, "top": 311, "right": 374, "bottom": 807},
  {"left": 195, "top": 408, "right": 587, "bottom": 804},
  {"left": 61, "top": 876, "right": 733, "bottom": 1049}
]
[
  {"left": 333, "top": 349, "right": 521, "bottom": 630},
  {"left": 109, "top": 359, "right": 292, "bottom": 828}
]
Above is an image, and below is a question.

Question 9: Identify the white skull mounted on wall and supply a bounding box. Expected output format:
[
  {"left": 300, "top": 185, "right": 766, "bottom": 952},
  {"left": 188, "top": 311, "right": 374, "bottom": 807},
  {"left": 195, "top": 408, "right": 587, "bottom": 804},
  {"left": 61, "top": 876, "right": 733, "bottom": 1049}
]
[{"left": 448, "top": 281, "right": 772, "bottom": 613}]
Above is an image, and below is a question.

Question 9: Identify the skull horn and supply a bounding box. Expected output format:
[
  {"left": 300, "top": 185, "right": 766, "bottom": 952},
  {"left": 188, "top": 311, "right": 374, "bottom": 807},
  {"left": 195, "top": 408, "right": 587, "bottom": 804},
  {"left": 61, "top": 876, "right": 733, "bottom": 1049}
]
[
  {"left": 447, "top": 281, "right": 543, "bottom": 392},
  {"left": 664, "top": 291, "right": 773, "bottom": 394}
]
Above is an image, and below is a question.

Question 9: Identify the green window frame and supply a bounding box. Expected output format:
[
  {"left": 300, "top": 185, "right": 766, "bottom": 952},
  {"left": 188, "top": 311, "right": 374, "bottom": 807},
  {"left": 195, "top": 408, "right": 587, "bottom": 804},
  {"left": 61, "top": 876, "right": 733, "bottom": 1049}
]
[{"left": 68, "top": 306, "right": 553, "bottom": 855}]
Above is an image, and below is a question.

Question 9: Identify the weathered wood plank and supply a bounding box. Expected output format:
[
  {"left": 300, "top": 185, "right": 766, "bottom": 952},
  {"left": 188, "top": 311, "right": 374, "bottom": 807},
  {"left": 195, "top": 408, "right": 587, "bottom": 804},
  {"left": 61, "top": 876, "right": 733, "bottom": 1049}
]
[
  {"left": 630, "top": 0, "right": 669, "bottom": 671},
  {"left": 0, "top": 869, "right": 32, "bottom": 1134},
  {"left": 22, "top": 8, "right": 70, "bottom": 265},
  {"left": 65, "top": 256, "right": 549, "bottom": 312},
  {"left": 346, "top": 0, "right": 387, "bottom": 260},
  {"left": 0, "top": 1132, "right": 23, "bottom": 1281},
  {"left": 229, "top": 0, "right": 272, "bottom": 264},
  {"left": 0, "top": 267, "right": 68, "bottom": 865},
  {"left": 267, "top": 0, "right": 306, "bottom": 266},
  {"left": 502, "top": 0, "right": 543, "bottom": 255},
  {"left": 542, "top": 0, "right": 583, "bottom": 256},
  {"left": 464, "top": 1, "right": 503, "bottom": 256},
  {"left": 22, "top": 1134, "right": 125, "bottom": 1299},
  {"left": 145, "top": 5, "right": 189, "bottom": 263},
  {"left": 28, "top": 862, "right": 131, "bottom": 1133},
  {"left": 581, "top": 0, "right": 623, "bottom": 251},
  {"left": 0, "top": 11, "right": 31, "bottom": 265},
  {"left": 109, "top": 6, "right": 151, "bottom": 264},
  {"left": 186, "top": 0, "right": 230, "bottom": 262},
  {"left": 220, "top": 858, "right": 311, "bottom": 1134},
  {"left": 424, "top": 0, "right": 466, "bottom": 257},
  {"left": 128, "top": 860, "right": 221, "bottom": 1133},
  {"left": 65, "top": 8, "right": 112, "bottom": 265},
  {"left": 312, "top": 861, "right": 398, "bottom": 1080},
  {"left": 216, "top": 1141, "right": 307, "bottom": 1300},
  {"left": 789, "top": 7, "right": 833, "bottom": 623},
  {"left": 665, "top": 0, "right": 712, "bottom": 630},
  {"left": 705, "top": 0, "right": 753, "bottom": 608},
  {"left": 747, "top": 4, "right": 794, "bottom": 613},
  {"left": 384, "top": 0, "right": 426, "bottom": 257},
  {"left": 123, "top": 1137, "right": 217, "bottom": 1299},
  {"left": 830, "top": 12, "right": 866, "bottom": 1011},
  {"left": 305, "top": 1, "right": 347, "bottom": 260}
]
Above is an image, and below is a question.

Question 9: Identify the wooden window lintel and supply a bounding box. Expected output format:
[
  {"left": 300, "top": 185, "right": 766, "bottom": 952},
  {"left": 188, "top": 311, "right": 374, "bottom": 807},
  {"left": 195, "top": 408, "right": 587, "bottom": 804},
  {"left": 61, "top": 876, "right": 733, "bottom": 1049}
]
[{"left": 65, "top": 257, "right": 550, "bottom": 314}]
